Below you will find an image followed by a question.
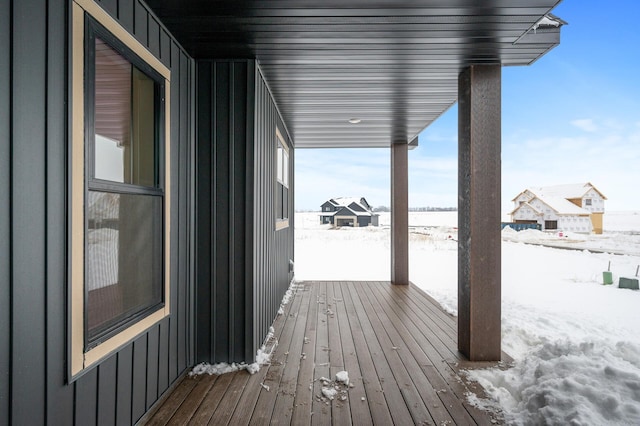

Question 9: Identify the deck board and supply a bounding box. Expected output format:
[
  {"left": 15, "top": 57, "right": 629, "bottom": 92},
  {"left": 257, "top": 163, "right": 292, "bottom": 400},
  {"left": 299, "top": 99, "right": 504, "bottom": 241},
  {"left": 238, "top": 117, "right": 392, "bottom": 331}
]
[
  {"left": 312, "top": 282, "right": 332, "bottom": 425},
  {"left": 140, "top": 282, "right": 504, "bottom": 425}
]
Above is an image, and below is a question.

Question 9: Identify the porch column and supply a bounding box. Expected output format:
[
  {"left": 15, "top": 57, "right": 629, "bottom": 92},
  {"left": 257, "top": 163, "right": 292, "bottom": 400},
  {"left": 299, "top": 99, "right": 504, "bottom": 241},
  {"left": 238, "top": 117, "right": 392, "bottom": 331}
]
[
  {"left": 391, "top": 142, "right": 409, "bottom": 285},
  {"left": 457, "top": 65, "right": 502, "bottom": 361}
]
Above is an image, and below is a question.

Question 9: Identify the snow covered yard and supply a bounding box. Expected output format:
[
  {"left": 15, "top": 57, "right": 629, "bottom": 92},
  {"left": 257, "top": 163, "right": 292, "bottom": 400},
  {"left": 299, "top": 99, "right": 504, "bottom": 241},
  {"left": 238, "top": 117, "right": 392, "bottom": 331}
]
[{"left": 295, "top": 211, "right": 640, "bottom": 425}]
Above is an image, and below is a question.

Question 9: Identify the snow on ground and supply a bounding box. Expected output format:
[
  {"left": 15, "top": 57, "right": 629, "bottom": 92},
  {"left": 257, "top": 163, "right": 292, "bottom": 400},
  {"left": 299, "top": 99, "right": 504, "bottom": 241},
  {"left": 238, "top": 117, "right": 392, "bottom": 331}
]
[
  {"left": 191, "top": 280, "right": 300, "bottom": 377},
  {"left": 295, "top": 211, "right": 640, "bottom": 425}
]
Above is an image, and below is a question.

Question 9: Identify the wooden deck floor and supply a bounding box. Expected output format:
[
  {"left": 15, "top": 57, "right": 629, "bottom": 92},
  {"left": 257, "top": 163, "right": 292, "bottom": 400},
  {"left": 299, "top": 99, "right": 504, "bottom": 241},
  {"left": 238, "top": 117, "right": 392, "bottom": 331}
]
[{"left": 141, "top": 281, "right": 504, "bottom": 425}]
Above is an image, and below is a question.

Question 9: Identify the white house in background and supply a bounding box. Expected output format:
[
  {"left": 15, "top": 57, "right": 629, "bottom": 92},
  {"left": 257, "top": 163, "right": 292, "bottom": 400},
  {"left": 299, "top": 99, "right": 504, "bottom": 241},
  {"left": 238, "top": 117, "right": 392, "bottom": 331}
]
[
  {"left": 319, "top": 197, "right": 379, "bottom": 227},
  {"left": 510, "top": 182, "right": 607, "bottom": 234}
]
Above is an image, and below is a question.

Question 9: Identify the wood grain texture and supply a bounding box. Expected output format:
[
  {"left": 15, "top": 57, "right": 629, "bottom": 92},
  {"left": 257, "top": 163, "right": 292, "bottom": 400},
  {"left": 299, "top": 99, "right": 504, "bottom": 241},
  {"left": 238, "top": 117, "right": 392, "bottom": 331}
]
[
  {"left": 458, "top": 65, "right": 502, "bottom": 361},
  {"left": 142, "top": 281, "right": 504, "bottom": 425},
  {"left": 391, "top": 143, "right": 409, "bottom": 285}
]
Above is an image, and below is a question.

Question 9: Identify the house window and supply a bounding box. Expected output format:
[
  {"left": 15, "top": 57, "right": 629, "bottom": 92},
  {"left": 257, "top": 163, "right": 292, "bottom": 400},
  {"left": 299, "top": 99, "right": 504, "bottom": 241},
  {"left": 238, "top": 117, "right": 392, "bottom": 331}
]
[
  {"left": 545, "top": 220, "right": 558, "bottom": 230},
  {"left": 276, "top": 128, "right": 290, "bottom": 229},
  {"left": 70, "top": 1, "right": 171, "bottom": 378},
  {"left": 585, "top": 199, "right": 592, "bottom": 206},
  {"left": 86, "top": 24, "right": 165, "bottom": 345}
]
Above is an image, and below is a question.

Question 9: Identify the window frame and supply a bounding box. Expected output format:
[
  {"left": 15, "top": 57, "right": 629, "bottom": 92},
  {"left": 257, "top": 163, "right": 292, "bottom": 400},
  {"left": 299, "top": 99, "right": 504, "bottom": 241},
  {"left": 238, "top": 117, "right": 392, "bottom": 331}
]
[
  {"left": 70, "top": 0, "right": 171, "bottom": 380},
  {"left": 275, "top": 127, "right": 290, "bottom": 230}
]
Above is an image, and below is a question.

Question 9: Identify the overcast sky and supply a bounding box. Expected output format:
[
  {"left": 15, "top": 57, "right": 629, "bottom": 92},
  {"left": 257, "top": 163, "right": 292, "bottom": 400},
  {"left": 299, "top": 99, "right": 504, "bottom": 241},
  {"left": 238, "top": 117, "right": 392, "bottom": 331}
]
[{"left": 295, "top": 0, "right": 640, "bottom": 213}]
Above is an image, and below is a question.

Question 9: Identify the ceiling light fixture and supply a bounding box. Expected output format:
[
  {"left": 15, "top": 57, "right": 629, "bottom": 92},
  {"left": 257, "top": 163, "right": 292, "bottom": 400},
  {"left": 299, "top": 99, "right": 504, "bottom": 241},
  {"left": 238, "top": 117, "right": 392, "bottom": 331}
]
[{"left": 348, "top": 118, "right": 361, "bottom": 124}]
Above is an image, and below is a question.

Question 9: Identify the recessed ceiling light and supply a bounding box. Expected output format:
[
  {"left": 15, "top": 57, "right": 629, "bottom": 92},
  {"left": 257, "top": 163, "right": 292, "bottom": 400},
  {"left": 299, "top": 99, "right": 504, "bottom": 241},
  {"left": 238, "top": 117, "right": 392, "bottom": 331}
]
[{"left": 348, "top": 118, "right": 361, "bottom": 124}]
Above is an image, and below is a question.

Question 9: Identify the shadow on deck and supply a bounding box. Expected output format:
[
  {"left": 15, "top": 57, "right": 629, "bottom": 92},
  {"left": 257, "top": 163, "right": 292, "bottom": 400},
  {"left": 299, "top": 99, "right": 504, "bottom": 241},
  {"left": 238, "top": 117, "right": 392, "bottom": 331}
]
[{"left": 141, "top": 281, "right": 507, "bottom": 425}]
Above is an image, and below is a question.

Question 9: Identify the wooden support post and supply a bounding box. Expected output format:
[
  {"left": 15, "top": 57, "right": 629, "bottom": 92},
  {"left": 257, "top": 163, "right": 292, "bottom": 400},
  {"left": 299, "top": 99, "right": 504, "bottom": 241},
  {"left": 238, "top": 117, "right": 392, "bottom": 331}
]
[
  {"left": 457, "top": 65, "right": 502, "bottom": 361},
  {"left": 391, "top": 143, "right": 409, "bottom": 285}
]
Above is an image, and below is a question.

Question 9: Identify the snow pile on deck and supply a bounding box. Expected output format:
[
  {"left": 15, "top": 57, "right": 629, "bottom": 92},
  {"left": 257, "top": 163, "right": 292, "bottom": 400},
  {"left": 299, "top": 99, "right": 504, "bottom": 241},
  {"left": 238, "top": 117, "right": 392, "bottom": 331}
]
[
  {"left": 295, "top": 211, "right": 640, "bottom": 425},
  {"left": 191, "top": 279, "right": 299, "bottom": 377},
  {"left": 317, "top": 372, "right": 352, "bottom": 403}
]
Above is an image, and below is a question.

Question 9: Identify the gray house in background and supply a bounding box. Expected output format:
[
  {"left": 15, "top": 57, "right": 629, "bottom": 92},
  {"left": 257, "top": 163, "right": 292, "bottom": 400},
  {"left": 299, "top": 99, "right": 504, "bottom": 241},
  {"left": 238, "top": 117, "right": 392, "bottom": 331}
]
[{"left": 320, "top": 197, "right": 379, "bottom": 227}]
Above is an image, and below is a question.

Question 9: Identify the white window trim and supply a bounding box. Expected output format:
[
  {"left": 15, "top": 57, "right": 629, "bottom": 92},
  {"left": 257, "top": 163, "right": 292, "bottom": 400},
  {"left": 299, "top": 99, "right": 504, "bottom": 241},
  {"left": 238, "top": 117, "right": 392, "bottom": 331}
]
[{"left": 70, "top": 0, "right": 171, "bottom": 379}]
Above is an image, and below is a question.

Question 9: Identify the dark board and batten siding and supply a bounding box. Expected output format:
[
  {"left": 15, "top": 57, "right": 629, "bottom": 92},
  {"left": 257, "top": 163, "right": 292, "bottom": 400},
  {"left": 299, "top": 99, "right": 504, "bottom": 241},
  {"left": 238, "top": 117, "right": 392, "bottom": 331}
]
[
  {"left": 196, "top": 60, "right": 252, "bottom": 363},
  {"left": 253, "top": 66, "right": 295, "bottom": 355},
  {"left": 0, "top": 0, "right": 11, "bottom": 423},
  {"left": 195, "top": 60, "right": 294, "bottom": 365},
  {"left": 1, "top": 0, "right": 194, "bottom": 424}
]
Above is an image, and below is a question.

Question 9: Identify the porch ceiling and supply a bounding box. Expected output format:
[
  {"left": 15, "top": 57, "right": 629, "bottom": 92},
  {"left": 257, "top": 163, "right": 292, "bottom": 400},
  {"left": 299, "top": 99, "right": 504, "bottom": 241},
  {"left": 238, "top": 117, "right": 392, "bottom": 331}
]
[{"left": 145, "top": 0, "right": 563, "bottom": 148}]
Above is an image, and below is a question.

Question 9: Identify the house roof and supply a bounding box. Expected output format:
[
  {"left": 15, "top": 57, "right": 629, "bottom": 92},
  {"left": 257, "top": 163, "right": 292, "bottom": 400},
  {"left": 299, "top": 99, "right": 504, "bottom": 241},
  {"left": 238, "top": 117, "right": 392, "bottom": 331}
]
[
  {"left": 511, "top": 182, "right": 607, "bottom": 202},
  {"left": 145, "top": 1, "right": 563, "bottom": 148},
  {"left": 534, "top": 195, "right": 591, "bottom": 216},
  {"left": 333, "top": 197, "right": 363, "bottom": 206},
  {"left": 327, "top": 197, "right": 373, "bottom": 212},
  {"left": 509, "top": 201, "right": 542, "bottom": 216},
  {"left": 530, "top": 182, "right": 607, "bottom": 200},
  {"left": 334, "top": 206, "right": 378, "bottom": 217}
]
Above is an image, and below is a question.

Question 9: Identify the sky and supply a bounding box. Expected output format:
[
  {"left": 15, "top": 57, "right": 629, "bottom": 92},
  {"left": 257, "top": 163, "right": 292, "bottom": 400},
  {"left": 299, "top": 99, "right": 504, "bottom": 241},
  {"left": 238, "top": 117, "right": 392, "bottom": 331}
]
[{"left": 295, "top": 0, "right": 640, "bottom": 213}]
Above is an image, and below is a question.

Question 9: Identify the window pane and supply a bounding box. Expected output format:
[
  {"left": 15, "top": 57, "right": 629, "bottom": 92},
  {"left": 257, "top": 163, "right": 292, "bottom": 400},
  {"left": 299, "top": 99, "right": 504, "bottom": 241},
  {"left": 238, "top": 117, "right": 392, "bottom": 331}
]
[
  {"left": 86, "top": 190, "right": 163, "bottom": 341},
  {"left": 283, "top": 186, "right": 289, "bottom": 219},
  {"left": 283, "top": 150, "right": 289, "bottom": 187},
  {"left": 94, "top": 37, "right": 157, "bottom": 187},
  {"left": 277, "top": 143, "right": 283, "bottom": 182},
  {"left": 276, "top": 184, "right": 283, "bottom": 219}
]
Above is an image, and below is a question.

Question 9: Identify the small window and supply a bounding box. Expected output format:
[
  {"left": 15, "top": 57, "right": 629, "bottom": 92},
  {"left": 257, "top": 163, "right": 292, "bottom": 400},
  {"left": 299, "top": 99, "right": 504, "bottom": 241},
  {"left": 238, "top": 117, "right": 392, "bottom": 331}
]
[
  {"left": 585, "top": 199, "right": 592, "bottom": 206},
  {"left": 276, "top": 128, "right": 290, "bottom": 229},
  {"left": 545, "top": 220, "right": 558, "bottom": 230}
]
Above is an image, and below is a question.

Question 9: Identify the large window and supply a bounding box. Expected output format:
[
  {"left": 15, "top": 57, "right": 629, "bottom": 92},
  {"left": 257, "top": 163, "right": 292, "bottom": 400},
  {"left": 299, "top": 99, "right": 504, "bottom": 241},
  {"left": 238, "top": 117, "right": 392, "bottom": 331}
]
[
  {"left": 71, "top": 0, "right": 171, "bottom": 378},
  {"left": 85, "top": 20, "right": 165, "bottom": 346},
  {"left": 276, "top": 128, "right": 290, "bottom": 229}
]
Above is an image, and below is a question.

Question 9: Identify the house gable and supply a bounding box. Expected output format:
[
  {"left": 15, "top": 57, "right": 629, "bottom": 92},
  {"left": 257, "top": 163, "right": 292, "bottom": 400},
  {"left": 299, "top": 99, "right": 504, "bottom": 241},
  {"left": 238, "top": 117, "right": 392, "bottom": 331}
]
[{"left": 321, "top": 200, "right": 337, "bottom": 212}]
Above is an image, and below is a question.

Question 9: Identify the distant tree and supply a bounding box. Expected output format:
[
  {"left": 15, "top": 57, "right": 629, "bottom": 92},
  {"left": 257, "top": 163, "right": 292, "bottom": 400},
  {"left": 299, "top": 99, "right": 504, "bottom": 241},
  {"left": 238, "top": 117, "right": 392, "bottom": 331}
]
[{"left": 373, "top": 205, "right": 390, "bottom": 212}]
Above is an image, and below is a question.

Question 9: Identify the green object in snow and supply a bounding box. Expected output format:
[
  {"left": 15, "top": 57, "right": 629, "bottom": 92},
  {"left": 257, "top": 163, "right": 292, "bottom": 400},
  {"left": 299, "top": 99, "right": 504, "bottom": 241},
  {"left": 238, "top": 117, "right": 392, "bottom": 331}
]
[
  {"left": 619, "top": 277, "right": 639, "bottom": 290},
  {"left": 603, "top": 271, "right": 613, "bottom": 285}
]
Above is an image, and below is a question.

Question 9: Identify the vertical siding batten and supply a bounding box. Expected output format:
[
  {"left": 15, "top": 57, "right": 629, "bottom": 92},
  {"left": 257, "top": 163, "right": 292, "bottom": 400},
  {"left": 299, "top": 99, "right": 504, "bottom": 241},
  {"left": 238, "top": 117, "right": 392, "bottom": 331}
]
[
  {"left": 47, "top": 0, "right": 76, "bottom": 422},
  {"left": 75, "top": 367, "right": 98, "bottom": 425},
  {"left": 133, "top": 0, "right": 147, "bottom": 46},
  {"left": 0, "top": 0, "right": 10, "bottom": 421},
  {"left": 215, "top": 61, "right": 230, "bottom": 360},
  {"left": 188, "top": 55, "right": 197, "bottom": 369},
  {"left": 115, "top": 344, "right": 133, "bottom": 425},
  {"left": 178, "top": 50, "right": 190, "bottom": 374},
  {"left": 195, "top": 61, "right": 212, "bottom": 363},
  {"left": 131, "top": 334, "right": 148, "bottom": 422},
  {"left": 146, "top": 324, "right": 160, "bottom": 409},
  {"left": 245, "top": 63, "right": 256, "bottom": 359},
  {"left": 117, "top": 0, "right": 134, "bottom": 33},
  {"left": 157, "top": 318, "right": 170, "bottom": 397},
  {"left": 209, "top": 62, "right": 218, "bottom": 362},
  {"left": 97, "top": 355, "right": 118, "bottom": 426},
  {"left": 148, "top": 17, "right": 160, "bottom": 58},
  {"left": 168, "top": 39, "right": 181, "bottom": 384},
  {"left": 252, "top": 65, "right": 295, "bottom": 356},
  {"left": 232, "top": 62, "right": 249, "bottom": 360},
  {"left": 99, "top": 0, "right": 117, "bottom": 18},
  {"left": 228, "top": 62, "right": 236, "bottom": 361},
  {"left": 12, "top": 0, "right": 47, "bottom": 423}
]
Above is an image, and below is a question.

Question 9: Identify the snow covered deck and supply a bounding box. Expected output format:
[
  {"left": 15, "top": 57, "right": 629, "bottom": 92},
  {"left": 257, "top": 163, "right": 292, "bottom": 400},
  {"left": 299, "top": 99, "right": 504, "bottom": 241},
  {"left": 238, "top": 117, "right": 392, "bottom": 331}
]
[{"left": 141, "top": 281, "right": 505, "bottom": 425}]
